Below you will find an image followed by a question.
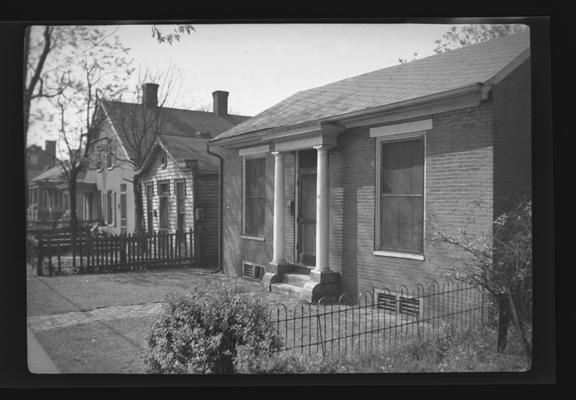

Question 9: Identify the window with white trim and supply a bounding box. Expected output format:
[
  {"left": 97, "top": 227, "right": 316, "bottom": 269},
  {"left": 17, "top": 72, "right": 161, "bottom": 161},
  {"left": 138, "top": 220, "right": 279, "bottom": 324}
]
[
  {"left": 242, "top": 157, "right": 265, "bottom": 237},
  {"left": 375, "top": 135, "right": 425, "bottom": 254}
]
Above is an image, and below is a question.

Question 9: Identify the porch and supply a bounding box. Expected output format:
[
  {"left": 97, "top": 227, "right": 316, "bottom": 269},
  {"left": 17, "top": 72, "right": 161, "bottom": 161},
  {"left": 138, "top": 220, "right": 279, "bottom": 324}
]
[{"left": 242, "top": 123, "right": 344, "bottom": 302}]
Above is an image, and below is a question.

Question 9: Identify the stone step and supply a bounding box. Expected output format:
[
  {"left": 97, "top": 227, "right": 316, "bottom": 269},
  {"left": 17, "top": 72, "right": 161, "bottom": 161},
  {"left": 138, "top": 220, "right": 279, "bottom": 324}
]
[
  {"left": 281, "top": 273, "right": 310, "bottom": 287},
  {"left": 287, "top": 264, "right": 313, "bottom": 275},
  {"left": 270, "top": 282, "right": 302, "bottom": 298}
]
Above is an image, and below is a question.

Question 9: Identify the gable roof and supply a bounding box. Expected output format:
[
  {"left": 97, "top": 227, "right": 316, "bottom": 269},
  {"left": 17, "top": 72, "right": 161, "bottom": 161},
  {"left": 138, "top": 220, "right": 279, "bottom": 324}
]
[
  {"left": 212, "top": 30, "right": 530, "bottom": 142},
  {"left": 100, "top": 100, "right": 250, "bottom": 161},
  {"left": 30, "top": 164, "right": 66, "bottom": 183},
  {"left": 157, "top": 134, "right": 219, "bottom": 173}
]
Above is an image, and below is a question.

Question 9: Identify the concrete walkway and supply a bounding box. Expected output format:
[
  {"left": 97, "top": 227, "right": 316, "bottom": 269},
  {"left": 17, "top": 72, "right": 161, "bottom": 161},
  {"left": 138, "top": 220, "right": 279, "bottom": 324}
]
[
  {"left": 28, "top": 302, "right": 165, "bottom": 332},
  {"left": 27, "top": 327, "right": 59, "bottom": 374}
]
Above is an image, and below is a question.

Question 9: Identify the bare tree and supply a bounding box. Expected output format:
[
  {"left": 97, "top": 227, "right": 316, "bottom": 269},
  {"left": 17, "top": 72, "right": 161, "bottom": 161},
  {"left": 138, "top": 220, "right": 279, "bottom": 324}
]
[
  {"left": 430, "top": 199, "right": 532, "bottom": 363},
  {"left": 434, "top": 24, "right": 527, "bottom": 54},
  {"left": 46, "top": 27, "right": 133, "bottom": 238},
  {"left": 110, "top": 68, "right": 182, "bottom": 234},
  {"left": 24, "top": 26, "right": 128, "bottom": 144}
]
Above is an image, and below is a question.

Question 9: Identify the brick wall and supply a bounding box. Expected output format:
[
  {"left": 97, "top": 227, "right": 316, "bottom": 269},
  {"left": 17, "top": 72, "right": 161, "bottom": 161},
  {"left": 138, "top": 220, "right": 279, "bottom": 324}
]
[
  {"left": 329, "top": 103, "right": 496, "bottom": 296},
  {"left": 492, "top": 59, "right": 532, "bottom": 215},
  {"left": 217, "top": 65, "right": 530, "bottom": 296}
]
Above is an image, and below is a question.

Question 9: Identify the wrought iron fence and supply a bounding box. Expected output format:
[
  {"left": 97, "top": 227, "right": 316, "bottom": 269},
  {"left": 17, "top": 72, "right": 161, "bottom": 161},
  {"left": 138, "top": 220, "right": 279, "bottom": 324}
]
[
  {"left": 270, "top": 280, "right": 486, "bottom": 356},
  {"left": 31, "top": 229, "right": 196, "bottom": 276}
]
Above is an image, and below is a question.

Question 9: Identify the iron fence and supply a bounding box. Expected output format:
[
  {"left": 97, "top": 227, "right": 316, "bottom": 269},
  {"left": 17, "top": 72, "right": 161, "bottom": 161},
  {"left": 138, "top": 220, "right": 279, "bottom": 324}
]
[{"left": 270, "top": 280, "right": 486, "bottom": 356}]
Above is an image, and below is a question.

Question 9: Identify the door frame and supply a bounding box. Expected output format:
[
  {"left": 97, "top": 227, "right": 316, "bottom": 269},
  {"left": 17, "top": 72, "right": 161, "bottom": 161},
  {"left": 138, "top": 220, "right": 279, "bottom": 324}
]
[{"left": 294, "top": 150, "right": 317, "bottom": 267}]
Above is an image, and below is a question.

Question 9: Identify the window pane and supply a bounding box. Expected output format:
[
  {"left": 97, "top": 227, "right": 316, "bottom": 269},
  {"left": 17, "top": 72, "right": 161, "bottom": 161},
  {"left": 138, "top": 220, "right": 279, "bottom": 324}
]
[
  {"left": 378, "top": 138, "right": 424, "bottom": 253},
  {"left": 244, "top": 158, "right": 265, "bottom": 236},
  {"left": 381, "top": 139, "right": 423, "bottom": 195},
  {"left": 380, "top": 196, "right": 423, "bottom": 252},
  {"left": 246, "top": 197, "right": 265, "bottom": 236},
  {"left": 246, "top": 158, "right": 265, "bottom": 197}
]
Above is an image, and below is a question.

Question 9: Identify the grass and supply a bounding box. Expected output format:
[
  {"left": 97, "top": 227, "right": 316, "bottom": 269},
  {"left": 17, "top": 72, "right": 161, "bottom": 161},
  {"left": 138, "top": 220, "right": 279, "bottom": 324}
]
[
  {"left": 28, "top": 268, "right": 526, "bottom": 374},
  {"left": 260, "top": 326, "right": 529, "bottom": 374},
  {"left": 34, "top": 315, "right": 156, "bottom": 373}
]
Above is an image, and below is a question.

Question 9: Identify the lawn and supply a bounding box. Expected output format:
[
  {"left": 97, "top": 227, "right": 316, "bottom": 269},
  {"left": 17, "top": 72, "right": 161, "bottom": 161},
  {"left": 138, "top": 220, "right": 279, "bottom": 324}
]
[{"left": 26, "top": 267, "right": 300, "bottom": 374}]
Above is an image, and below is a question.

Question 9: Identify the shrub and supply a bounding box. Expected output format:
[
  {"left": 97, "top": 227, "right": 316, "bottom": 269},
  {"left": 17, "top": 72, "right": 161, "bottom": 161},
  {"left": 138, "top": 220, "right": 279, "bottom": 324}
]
[{"left": 144, "top": 279, "right": 282, "bottom": 374}]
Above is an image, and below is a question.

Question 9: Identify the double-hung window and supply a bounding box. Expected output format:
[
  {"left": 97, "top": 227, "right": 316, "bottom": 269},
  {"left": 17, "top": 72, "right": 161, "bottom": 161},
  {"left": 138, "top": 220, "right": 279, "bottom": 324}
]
[
  {"left": 158, "top": 181, "right": 170, "bottom": 232},
  {"left": 242, "top": 157, "right": 266, "bottom": 237},
  {"left": 375, "top": 130, "right": 426, "bottom": 258}
]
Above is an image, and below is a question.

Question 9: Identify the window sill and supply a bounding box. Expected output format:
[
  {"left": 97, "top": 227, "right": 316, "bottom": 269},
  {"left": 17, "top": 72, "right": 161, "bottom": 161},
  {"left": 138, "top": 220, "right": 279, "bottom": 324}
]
[
  {"left": 242, "top": 235, "right": 265, "bottom": 242},
  {"left": 373, "top": 250, "right": 424, "bottom": 261}
]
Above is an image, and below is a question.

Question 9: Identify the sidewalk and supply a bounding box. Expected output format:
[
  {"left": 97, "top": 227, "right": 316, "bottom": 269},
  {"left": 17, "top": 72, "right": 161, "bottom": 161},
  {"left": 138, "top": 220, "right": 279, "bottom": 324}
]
[{"left": 27, "top": 327, "right": 59, "bottom": 374}]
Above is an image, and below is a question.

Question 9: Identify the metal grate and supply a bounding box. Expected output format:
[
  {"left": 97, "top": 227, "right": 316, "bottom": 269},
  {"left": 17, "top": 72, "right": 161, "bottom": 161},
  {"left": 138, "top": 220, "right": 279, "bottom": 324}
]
[
  {"left": 376, "top": 292, "right": 398, "bottom": 313},
  {"left": 375, "top": 289, "right": 423, "bottom": 318},
  {"left": 399, "top": 296, "right": 422, "bottom": 318},
  {"left": 242, "top": 261, "right": 264, "bottom": 279}
]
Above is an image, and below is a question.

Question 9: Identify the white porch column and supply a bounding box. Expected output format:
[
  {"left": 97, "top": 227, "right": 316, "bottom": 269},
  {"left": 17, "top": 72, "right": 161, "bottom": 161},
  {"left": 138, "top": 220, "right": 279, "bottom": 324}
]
[
  {"left": 313, "top": 145, "right": 331, "bottom": 272},
  {"left": 271, "top": 151, "right": 286, "bottom": 264}
]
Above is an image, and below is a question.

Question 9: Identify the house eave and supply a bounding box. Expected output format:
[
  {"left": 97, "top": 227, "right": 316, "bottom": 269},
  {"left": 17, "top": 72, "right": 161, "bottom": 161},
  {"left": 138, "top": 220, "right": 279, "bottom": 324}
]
[{"left": 211, "top": 83, "right": 485, "bottom": 149}]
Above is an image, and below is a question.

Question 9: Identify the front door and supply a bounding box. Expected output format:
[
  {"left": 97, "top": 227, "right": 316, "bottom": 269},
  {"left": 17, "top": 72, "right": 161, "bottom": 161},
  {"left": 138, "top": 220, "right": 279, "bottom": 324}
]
[{"left": 297, "top": 149, "right": 318, "bottom": 266}]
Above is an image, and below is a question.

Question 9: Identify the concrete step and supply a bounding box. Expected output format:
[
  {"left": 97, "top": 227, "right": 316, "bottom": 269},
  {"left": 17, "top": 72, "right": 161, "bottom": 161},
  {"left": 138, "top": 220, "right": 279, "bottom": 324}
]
[
  {"left": 270, "top": 282, "right": 302, "bottom": 298},
  {"left": 281, "top": 273, "right": 310, "bottom": 287},
  {"left": 287, "top": 264, "right": 313, "bottom": 275}
]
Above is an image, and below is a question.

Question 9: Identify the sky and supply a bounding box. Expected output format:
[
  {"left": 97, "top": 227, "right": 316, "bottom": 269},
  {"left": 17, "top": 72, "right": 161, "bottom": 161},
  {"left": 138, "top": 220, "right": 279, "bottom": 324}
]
[{"left": 28, "top": 23, "right": 454, "bottom": 147}]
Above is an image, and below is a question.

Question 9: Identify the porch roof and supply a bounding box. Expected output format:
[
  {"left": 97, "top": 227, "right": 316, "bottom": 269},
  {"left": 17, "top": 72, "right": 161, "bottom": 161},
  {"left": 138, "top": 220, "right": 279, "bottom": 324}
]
[{"left": 211, "top": 30, "right": 530, "bottom": 143}]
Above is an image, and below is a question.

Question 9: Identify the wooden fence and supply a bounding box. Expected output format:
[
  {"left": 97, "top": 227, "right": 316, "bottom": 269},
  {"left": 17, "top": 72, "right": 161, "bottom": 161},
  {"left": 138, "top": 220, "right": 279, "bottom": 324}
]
[{"left": 31, "top": 229, "right": 196, "bottom": 276}]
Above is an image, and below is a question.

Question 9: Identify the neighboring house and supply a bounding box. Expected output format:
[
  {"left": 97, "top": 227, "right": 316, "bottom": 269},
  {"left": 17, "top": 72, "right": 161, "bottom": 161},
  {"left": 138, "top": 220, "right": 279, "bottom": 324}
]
[
  {"left": 210, "top": 31, "right": 531, "bottom": 302},
  {"left": 137, "top": 134, "right": 220, "bottom": 266},
  {"left": 26, "top": 163, "right": 97, "bottom": 223},
  {"left": 85, "top": 83, "right": 249, "bottom": 237},
  {"left": 26, "top": 140, "right": 57, "bottom": 181}
]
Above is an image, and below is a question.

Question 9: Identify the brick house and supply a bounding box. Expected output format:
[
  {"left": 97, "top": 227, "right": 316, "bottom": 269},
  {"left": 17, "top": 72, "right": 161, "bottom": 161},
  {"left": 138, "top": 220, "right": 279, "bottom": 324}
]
[
  {"left": 84, "top": 84, "right": 249, "bottom": 236},
  {"left": 26, "top": 140, "right": 57, "bottom": 181},
  {"left": 210, "top": 31, "right": 531, "bottom": 302},
  {"left": 136, "top": 134, "right": 220, "bottom": 267}
]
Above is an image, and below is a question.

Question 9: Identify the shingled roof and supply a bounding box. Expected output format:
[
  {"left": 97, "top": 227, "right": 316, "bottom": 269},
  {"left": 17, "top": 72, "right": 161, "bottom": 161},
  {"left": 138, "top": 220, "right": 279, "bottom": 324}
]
[
  {"left": 101, "top": 100, "right": 250, "bottom": 160},
  {"left": 212, "top": 30, "right": 530, "bottom": 141},
  {"left": 157, "top": 134, "right": 219, "bottom": 173}
]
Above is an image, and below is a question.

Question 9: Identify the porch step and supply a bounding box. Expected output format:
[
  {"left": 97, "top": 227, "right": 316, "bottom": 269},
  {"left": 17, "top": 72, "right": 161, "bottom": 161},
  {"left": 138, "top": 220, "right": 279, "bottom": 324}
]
[
  {"left": 281, "top": 273, "right": 310, "bottom": 287},
  {"left": 270, "top": 282, "right": 303, "bottom": 298}
]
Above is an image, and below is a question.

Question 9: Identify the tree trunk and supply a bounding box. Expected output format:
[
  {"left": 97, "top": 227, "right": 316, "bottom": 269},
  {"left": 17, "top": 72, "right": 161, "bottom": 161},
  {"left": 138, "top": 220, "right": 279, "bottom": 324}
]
[
  {"left": 505, "top": 286, "right": 532, "bottom": 365},
  {"left": 69, "top": 171, "right": 78, "bottom": 240},
  {"left": 497, "top": 291, "right": 510, "bottom": 353},
  {"left": 133, "top": 175, "right": 144, "bottom": 234}
]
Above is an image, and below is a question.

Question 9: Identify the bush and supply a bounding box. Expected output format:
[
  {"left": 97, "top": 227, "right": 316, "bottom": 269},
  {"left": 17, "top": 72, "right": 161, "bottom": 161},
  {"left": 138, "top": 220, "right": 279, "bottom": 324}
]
[{"left": 144, "top": 279, "right": 282, "bottom": 374}]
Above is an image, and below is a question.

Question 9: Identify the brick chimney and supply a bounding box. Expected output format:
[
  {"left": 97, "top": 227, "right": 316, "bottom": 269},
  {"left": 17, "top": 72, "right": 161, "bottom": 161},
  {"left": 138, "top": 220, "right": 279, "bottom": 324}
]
[
  {"left": 45, "top": 140, "right": 56, "bottom": 167},
  {"left": 212, "top": 90, "right": 229, "bottom": 115},
  {"left": 142, "top": 83, "right": 159, "bottom": 108}
]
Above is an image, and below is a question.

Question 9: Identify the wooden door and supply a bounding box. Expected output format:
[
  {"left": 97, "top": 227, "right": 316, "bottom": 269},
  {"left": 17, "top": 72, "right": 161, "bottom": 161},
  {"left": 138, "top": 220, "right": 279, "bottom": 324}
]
[{"left": 298, "top": 169, "right": 317, "bottom": 266}]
